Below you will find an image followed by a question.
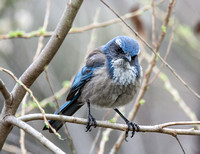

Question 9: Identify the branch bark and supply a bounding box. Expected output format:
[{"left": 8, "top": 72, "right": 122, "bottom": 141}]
[
  {"left": 19, "top": 114, "right": 200, "bottom": 136},
  {"left": 0, "top": 79, "right": 12, "bottom": 104},
  {"left": 0, "top": 0, "right": 83, "bottom": 149},
  {"left": 5, "top": 116, "right": 65, "bottom": 154}
]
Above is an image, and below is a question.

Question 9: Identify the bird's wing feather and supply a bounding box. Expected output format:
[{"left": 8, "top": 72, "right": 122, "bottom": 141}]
[{"left": 66, "top": 49, "right": 106, "bottom": 101}]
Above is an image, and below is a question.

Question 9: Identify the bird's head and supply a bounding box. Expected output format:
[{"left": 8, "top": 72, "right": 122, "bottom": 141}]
[
  {"left": 102, "top": 36, "right": 140, "bottom": 63},
  {"left": 102, "top": 36, "right": 141, "bottom": 84}
]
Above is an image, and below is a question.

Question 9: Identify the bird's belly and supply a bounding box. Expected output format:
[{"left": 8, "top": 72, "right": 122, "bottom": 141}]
[{"left": 78, "top": 68, "right": 138, "bottom": 108}]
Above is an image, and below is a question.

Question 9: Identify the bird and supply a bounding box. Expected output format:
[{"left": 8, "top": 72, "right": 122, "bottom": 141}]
[{"left": 43, "top": 36, "right": 142, "bottom": 140}]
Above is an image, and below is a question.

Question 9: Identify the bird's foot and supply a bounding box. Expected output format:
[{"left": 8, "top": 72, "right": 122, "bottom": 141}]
[
  {"left": 125, "top": 121, "right": 139, "bottom": 141},
  {"left": 86, "top": 113, "right": 97, "bottom": 132}
]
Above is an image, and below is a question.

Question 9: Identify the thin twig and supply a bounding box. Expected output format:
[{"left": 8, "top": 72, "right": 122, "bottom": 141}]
[
  {"left": 151, "top": 0, "right": 156, "bottom": 49},
  {"left": 5, "top": 116, "right": 65, "bottom": 154},
  {"left": 19, "top": 114, "right": 200, "bottom": 136},
  {"left": 100, "top": 0, "right": 200, "bottom": 99},
  {"left": 33, "top": 0, "right": 51, "bottom": 61},
  {"left": 86, "top": 7, "right": 101, "bottom": 54},
  {"left": 44, "top": 68, "right": 60, "bottom": 110},
  {"left": 148, "top": 25, "right": 174, "bottom": 85},
  {"left": 174, "top": 135, "right": 186, "bottom": 154},
  {"left": 20, "top": 93, "right": 29, "bottom": 154},
  {"left": 159, "top": 121, "right": 200, "bottom": 128},
  {"left": 156, "top": 0, "right": 175, "bottom": 51}
]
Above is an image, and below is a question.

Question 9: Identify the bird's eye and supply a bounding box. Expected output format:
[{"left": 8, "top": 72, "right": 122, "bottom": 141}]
[
  {"left": 132, "top": 55, "right": 137, "bottom": 60},
  {"left": 116, "top": 46, "right": 123, "bottom": 54}
]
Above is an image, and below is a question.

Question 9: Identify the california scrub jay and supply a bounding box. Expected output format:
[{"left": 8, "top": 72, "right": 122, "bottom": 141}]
[{"left": 43, "top": 36, "right": 142, "bottom": 139}]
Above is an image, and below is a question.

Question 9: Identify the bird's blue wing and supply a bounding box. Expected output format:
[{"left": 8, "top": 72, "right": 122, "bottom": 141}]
[
  {"left": 66, "top": 48, "right": 106, "bottom": 101},
  {"left": 66, "top": 66, "right": 93, "bottom": 100}
]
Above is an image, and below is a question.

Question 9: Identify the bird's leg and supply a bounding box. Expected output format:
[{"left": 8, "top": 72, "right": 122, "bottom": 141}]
[
  {"left": 86, "top": 100, "right": 97, "bottom": 132},
  {"left": 114, "top": 108, "right": 139, "bottom": 141}
]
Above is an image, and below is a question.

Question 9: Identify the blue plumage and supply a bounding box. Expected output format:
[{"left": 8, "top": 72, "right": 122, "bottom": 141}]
[{"left": 43, "top": 36, "right": 142, "bottom": 139}]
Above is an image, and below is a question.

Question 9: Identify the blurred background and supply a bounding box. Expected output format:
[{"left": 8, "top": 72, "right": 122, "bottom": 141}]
[{"left": 0, "top": 0, "right": 200, "bottom": 153}]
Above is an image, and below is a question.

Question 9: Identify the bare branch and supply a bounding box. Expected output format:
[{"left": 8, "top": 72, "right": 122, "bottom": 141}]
[
  {"left": 151, "top": 0, "right": 156, "bottom": 49},
  {"left": 19, "top": 114, "right": 200, "bottom": 136},
  {"left": 156, "top": 0, "right": 175, "bottom": 51},
  {"left": 4, "top": 116, "right": 65, "bottom": 154},
  {"left": 0, "top": 79, "right": 12, "bottom": 103}
]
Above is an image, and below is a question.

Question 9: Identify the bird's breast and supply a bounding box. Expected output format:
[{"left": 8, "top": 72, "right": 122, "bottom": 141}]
[{"left": 111, "top": 59, "right": 137, "bottom": 86}]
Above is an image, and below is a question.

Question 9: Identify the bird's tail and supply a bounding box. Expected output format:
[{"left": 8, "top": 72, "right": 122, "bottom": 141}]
[{"left": 43, "top": 93, "right": 83, "bottom": 133}]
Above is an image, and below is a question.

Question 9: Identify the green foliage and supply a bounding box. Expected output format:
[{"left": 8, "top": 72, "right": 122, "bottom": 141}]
[
  {"left": 177, "top": 25, "right": 191, "bottom": 38},
  {"left": 161, "top": 25, "right": 166, "bottom": 33},
  {"left": 38, "top": 27, "right": 46, "bottom": 35},
  {"left": 71, "top": 27, "right": 78, "bottom": 31},
  {"left": 29, "top": 100, "right": 38, "bottom": 108},
  {"left": 140, "top": 99, "right": 146, "bottom": 105},
  {"left": 44, "top": 121, "right": 49, "bottom": 129},
  {"left": 62, "top": 80, "right": 71, "bottom": 88},
  {"left": 47, "top": 101, "right": 56, "bottom": 108},
  {"left": 109, "top": 118, "right": 116, "bottom": 123},
  {"left": 171, "top": 89, "right": 179, "bottom": 102},
  {"left": 176, "top": 25, "right": 199, "bottom": 49},
  {"left": 103, "top": 135, "right": 109, "bottom": 141},
  {"left": 17, "top": 80, "right": 23, "bottom": 86},
  {"left": 44, "top": 65, "right": 48, "bottom": 70},
  {"left": 155, "top": 53, "right": 160, "bottom": 61},
  {"left": 23, "top": 102, "right": 28, "bottom": 108},
  {"left": 9, "top": 30, "right": 25, "bottom": 38},
  {"left": 29, "top": 31, "right": 36, "bottom": 37},
  {"left": 55, "top": 94, "right": 62, "bottom": 100},
  {"left": 159, "top": 73, "right": 167, "bottom": 82}
]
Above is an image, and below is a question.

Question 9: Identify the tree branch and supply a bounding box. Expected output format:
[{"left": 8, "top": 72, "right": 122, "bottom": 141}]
[
  {"left": 0, "top": 79, "right": 12, "bottom": 104},
  {"left": 19, "top": 114, "right": 200, "bottom": 136},
  {"left": 4, "top": 116, "right": 65, "bottom": 154},
  {"left": 0, "top": 0, "right": 84, "bottom": 149}
]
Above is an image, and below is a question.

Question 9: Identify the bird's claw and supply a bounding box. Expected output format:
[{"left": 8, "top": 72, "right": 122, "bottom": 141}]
[
  {"left": 86, "top": 113, "right": 97, "bottom": 132},
  {"left": 125, "top": 122, "right": 140, "bottom": 142}
]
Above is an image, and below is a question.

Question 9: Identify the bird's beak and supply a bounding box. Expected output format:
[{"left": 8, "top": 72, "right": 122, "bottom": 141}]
[{"left": 123, "top": 54, "right": 132, "bottom": 62}]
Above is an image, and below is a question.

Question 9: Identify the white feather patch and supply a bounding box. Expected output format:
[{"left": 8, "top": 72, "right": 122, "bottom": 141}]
[
  {"left": 111, "top": 59, "right": 137, "bottom": 86},
  {"left": 115, "top": 39, "right": 122, "bottom": 48}
]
